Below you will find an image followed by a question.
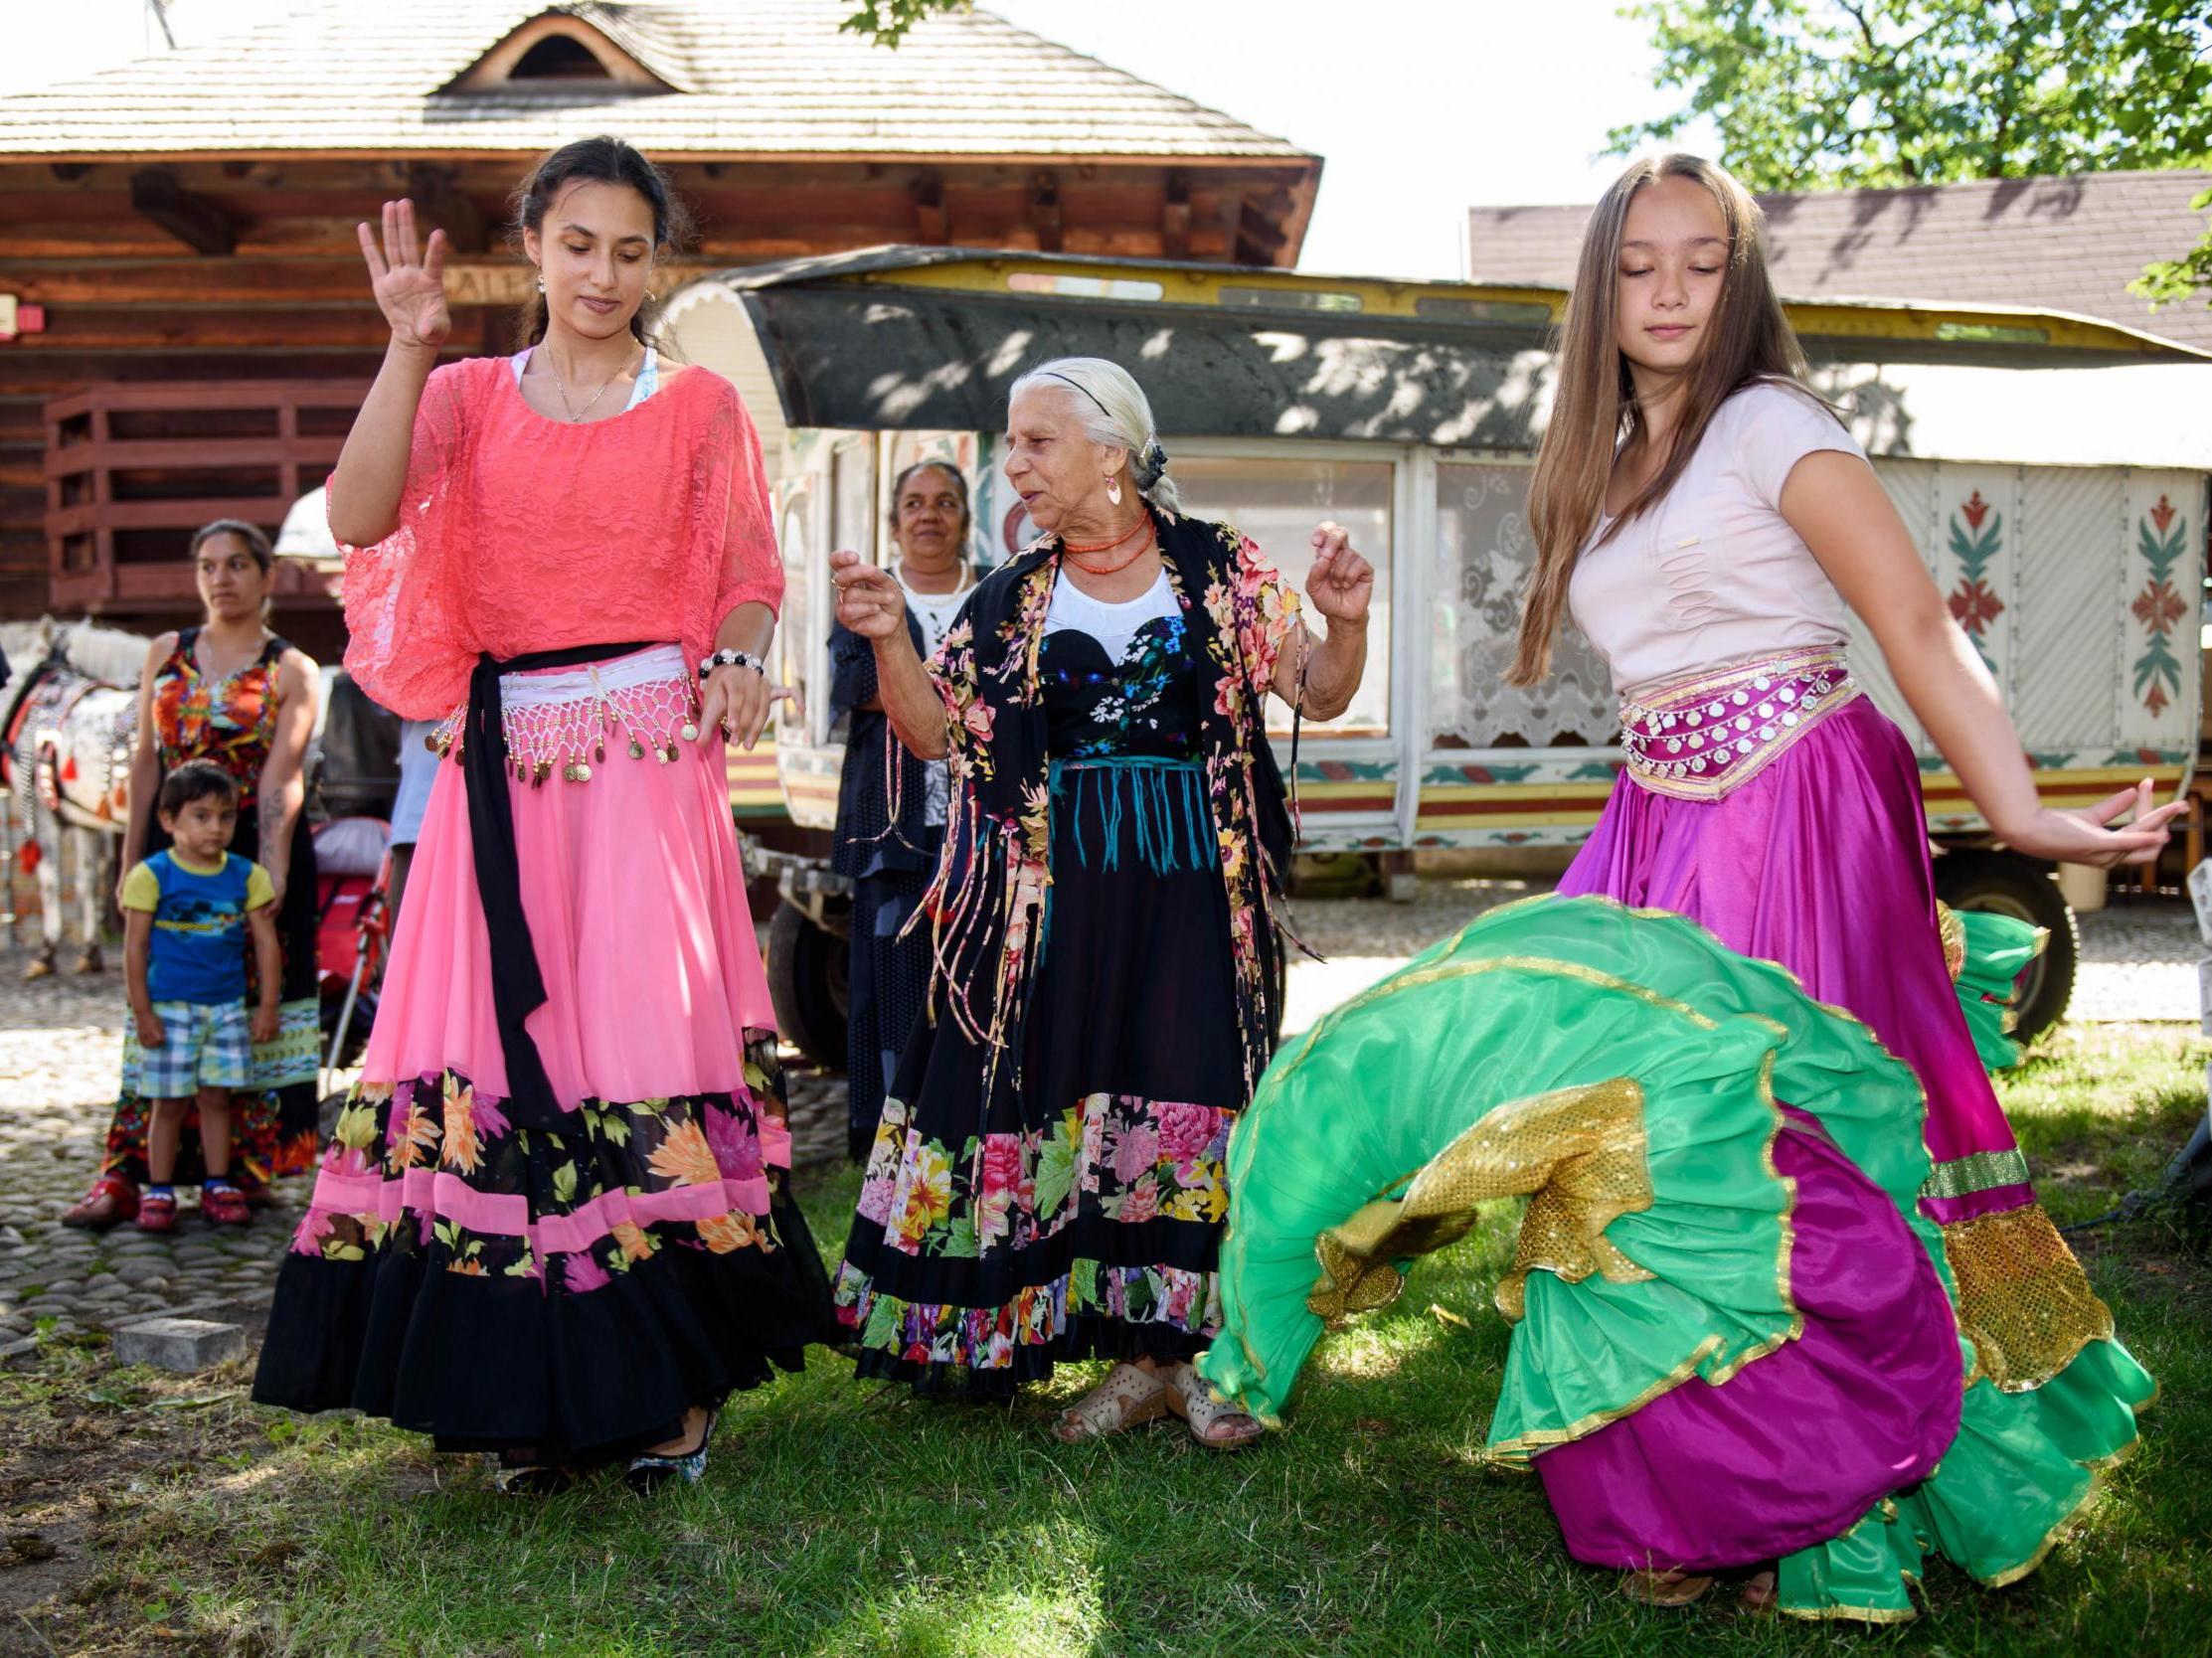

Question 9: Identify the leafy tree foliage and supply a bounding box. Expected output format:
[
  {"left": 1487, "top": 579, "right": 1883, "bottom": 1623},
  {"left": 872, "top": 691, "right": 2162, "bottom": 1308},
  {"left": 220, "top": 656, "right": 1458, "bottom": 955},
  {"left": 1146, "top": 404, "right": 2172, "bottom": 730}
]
[
  {"left": 1611, "top": 1, "right": 2212, "bottom": 303},
  {"left": 839, "top": 0, "right": 969, "bottom": 48}
]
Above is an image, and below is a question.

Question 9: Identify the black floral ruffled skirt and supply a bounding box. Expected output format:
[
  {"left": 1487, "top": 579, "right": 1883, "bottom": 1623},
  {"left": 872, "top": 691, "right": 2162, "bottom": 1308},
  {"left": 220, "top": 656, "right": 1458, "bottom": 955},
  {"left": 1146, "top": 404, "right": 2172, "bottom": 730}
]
[
  {"left": 253, "top": 1037, "right": 838, "bottom": 1462},
  {"left": 834, "top": 751, "right": 1246, "bottom": 1395}
]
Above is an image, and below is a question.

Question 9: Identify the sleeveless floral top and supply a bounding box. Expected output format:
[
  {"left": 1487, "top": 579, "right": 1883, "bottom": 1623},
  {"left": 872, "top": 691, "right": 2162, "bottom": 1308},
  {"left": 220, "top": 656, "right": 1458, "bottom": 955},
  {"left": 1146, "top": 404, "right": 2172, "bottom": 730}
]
[{"left": 149, "top": 627, "right": 287, "bottom": 809}]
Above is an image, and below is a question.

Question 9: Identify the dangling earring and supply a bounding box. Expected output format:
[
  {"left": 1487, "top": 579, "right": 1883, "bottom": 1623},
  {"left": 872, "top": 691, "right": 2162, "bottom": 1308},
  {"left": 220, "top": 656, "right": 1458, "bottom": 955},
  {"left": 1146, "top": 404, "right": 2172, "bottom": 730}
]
[
  {"left": 1106, "top": 475, "right": 1122, "bottom": 506},
  {"left": 535, "top": 271, "right": 546, "bottom": 294}
]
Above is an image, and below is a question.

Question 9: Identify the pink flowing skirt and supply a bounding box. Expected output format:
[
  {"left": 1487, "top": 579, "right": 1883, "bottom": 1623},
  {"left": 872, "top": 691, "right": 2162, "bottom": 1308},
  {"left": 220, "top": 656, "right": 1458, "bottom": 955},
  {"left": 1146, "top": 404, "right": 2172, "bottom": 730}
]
[{"left": 364, "top": 691, "right": 775, "bottom": 1106}]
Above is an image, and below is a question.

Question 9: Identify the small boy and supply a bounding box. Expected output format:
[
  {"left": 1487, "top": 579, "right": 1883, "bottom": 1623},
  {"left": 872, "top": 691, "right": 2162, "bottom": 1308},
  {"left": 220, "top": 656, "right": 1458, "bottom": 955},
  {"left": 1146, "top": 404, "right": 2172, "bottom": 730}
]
[{"left": 121, "top": 759, "right": 280, "bottom": 1232}]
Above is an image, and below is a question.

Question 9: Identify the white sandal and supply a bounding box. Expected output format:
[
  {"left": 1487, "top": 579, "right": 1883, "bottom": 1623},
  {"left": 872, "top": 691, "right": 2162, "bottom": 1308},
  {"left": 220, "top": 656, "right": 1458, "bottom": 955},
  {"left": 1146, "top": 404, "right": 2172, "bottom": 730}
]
[
  {"left": 1053, "top": 1362, "right": 1169, "bottom": 1443},
  {"left": 1160, "top": 1362, "right": 1264, "bottom": 1449}
]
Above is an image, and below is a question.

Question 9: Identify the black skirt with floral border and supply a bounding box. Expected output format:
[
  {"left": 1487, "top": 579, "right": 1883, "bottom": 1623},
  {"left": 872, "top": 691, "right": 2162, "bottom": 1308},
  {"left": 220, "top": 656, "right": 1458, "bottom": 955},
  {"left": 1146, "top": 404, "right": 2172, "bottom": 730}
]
[
  {"left": 253, "top": 1033, "right": 839, "bottom": 1462},
  {"left": 833, "top": 616, "right": 1248, "bottom": 1395}
]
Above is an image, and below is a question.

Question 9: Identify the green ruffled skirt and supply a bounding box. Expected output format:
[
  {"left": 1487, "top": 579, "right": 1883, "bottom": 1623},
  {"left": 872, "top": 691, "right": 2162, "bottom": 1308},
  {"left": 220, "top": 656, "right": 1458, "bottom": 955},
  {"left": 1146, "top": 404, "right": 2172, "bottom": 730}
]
[{"left": 1200, "top": 896, "right": 2150, "bottom": 1622}]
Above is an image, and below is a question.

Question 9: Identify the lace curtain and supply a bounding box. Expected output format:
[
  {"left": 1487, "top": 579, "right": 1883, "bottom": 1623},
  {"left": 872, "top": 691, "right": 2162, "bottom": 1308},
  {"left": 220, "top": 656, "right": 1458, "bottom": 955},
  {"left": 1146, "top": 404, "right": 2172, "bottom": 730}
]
[{"left": 1431, "top": 463, "right": 1615, "bottom": 749}]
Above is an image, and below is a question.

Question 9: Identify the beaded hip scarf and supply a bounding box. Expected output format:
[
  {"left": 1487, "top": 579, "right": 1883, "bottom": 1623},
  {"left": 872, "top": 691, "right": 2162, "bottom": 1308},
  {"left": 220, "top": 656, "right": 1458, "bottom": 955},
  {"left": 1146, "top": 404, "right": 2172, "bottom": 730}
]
[
  {"left": 1617, "top": 646, "right": 1860, "bottom": 801},
  {"left": 428, "top": 643, "right": 706, "bottom": 785}
]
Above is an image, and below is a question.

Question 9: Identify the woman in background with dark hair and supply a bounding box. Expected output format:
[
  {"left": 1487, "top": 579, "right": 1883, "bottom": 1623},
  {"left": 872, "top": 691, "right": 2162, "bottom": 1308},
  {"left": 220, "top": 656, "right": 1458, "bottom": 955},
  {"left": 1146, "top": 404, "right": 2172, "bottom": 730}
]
[
  {"left": 828, "top": 458, "right": 975, "bottom": 1160},
  {"left": 63, "top": 518, "right": 322, "bottom": 1228},
  {"left": 252, "top": 136, "right": 837, "bottom": 1492}
]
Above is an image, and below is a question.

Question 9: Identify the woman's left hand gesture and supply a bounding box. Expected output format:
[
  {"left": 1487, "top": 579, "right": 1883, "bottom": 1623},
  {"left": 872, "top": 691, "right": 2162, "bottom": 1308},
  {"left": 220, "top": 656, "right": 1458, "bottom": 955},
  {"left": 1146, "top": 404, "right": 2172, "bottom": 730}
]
[
  {"left": 699, "top": 665, "right": 795, "bottom": 752},
  {"left": 2003, "top": 779, "right": 2187, "bottom": 869},
  {"left": 1306, "top": 522, "right": 1374, "bottom": 628}
]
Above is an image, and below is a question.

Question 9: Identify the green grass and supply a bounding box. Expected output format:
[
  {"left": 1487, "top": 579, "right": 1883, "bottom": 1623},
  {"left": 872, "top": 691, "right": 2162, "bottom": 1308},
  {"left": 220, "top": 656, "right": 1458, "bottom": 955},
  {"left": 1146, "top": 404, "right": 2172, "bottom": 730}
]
[{"left": 8, "top": 1025, "right": 2210, "bottom": 1657}]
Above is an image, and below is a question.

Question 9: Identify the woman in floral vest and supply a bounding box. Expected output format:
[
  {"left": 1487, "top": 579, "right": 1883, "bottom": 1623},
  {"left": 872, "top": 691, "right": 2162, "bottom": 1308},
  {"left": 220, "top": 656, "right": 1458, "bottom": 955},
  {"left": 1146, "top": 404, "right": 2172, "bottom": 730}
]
[{"left": 827, "top": 356, "right": 1372, "bottom": 1444}]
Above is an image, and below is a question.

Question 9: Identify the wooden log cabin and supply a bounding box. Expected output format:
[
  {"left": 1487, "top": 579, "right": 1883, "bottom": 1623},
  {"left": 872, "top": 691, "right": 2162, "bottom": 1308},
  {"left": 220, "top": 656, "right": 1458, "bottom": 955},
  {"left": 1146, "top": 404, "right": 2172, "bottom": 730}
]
[{"left": 0, "top": 0, "right": 1320, "bottom": 654}]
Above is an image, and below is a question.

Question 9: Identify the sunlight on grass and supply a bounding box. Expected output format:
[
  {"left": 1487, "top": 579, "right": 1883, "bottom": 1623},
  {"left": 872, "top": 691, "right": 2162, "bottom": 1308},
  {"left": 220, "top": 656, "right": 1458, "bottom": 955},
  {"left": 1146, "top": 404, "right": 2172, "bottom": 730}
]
[{"left": 804, "top": 1521, "right": 1105, "bottom": 1658}]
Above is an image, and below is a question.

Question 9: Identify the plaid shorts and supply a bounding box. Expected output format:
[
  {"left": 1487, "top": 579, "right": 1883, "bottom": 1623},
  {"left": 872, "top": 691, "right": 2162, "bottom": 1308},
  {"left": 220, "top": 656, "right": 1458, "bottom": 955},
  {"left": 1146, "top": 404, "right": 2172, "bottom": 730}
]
[{"left": 137, "top": 999, "right": 253, "bottom": 1099}]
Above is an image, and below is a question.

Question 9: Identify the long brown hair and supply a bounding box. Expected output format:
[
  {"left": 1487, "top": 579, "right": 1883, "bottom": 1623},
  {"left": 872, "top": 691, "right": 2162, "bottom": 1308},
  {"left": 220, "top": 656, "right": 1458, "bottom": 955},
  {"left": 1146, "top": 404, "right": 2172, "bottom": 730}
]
[{"left": 1508, "top": 154, "right": 1809, "bottom": 686}]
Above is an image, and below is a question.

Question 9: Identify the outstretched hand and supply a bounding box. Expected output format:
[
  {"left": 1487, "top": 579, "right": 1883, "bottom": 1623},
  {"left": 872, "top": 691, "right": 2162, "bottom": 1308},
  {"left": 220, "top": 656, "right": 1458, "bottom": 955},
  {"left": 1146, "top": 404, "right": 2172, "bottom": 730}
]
[
  {"left": 2003, "top": 779, "right": 2186, "bottom": 869},
  {"left": 359, "top": 199, "right": 451, "bottom": 352}
]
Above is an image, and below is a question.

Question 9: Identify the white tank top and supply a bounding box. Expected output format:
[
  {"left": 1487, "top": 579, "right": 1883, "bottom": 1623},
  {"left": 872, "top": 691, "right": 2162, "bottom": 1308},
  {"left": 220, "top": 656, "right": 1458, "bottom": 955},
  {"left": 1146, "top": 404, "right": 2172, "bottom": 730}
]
[
  {"left": 1044, "top": 571, "right": 1177, "bottom": 663},
  {"left": 508, "top": 346, "right": 659, "bottom": 413}
]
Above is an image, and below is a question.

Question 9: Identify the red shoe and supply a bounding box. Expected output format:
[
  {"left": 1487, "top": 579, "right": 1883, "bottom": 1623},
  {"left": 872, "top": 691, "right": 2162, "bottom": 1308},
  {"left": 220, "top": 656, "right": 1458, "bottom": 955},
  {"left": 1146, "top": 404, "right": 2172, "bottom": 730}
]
[
  {"left": 135, "top": 1190, "right": 179, "bottom": 1234},
  {"left": 63, "top": 1174, "right": 140, "bottom": 1230},
  {"left": 201, "top": 1185, "right": 251, "bottom": 1227}
]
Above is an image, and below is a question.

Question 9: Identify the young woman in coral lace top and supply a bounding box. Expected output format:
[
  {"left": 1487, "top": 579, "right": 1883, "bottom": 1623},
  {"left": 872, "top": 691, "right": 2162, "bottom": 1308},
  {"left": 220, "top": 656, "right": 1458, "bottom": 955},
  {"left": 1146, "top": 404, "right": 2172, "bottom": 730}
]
[{"left": 253, "top": 138, "right": 836, "bottom": 1493}]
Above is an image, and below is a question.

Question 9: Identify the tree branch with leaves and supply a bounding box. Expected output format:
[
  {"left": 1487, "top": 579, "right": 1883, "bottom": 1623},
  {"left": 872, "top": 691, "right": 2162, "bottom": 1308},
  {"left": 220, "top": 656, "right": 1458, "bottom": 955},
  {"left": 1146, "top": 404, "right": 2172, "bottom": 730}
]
[{"left": 839, "top": 0, "right": 971, "bottom": 48}]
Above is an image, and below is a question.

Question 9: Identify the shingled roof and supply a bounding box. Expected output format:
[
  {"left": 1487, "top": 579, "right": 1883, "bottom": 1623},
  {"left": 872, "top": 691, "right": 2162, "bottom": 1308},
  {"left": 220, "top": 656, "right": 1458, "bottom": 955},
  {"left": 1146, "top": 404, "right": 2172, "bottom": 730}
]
[
  {"left": 1466, "top": 170, "right": 2212, "bottom": 353},
  {"left": 0, "top": 0, "right": 1310, "bottom": 162}
]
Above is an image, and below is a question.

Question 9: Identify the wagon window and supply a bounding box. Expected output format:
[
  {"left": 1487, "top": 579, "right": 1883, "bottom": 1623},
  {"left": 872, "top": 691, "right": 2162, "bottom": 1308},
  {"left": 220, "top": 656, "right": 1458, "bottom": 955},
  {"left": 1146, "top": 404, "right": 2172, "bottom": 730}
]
[
  {"left": 777, "top": 495, "right": 813, "bottom": 742},
  {"left": 1005, "top": 273, "right": 1165, "bottom": 302},
  {"left": 830, "top": 438, "right": 877, "bottom": 567},
  {"left": 1413, "top": 296, "right": 1552, "bottom": 326},
  {"left": 1218, "top": 286, "right": 1363, "bottom": 314},
  {"left": 1430, "top": 461, "right": 1615, "bottom": 750},
  {"left": 1170, "top": 454, "right": 1393, "bottom": 738}
]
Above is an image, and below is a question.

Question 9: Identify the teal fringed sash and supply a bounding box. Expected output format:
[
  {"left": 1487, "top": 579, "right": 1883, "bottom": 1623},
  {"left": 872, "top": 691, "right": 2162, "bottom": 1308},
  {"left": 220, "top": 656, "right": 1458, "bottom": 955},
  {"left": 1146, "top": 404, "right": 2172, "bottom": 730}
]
[{"left": 1048, "top": 757, "right": 1216, "bottom": 878}]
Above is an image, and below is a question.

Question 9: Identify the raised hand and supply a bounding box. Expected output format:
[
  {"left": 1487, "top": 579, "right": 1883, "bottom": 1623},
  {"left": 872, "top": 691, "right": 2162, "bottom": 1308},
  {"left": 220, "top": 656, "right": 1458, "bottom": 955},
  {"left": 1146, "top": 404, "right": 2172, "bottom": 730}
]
[
  {"left": 1305, "top": 521, "right": 1375, "bottom": 627},
  {"left": 831, "top": 549, "right": 911, "bottom": 643},
  {"left": 358, "top": 199, "right": 451, "bottom": 352}
]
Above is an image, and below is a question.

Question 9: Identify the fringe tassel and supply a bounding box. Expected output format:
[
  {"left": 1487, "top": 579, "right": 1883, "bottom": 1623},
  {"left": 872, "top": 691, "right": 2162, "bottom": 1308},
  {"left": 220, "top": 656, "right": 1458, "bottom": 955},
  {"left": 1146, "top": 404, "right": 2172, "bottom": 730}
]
[{"left": 1047, "top": 759, "right": 1215, "bottom": 878}]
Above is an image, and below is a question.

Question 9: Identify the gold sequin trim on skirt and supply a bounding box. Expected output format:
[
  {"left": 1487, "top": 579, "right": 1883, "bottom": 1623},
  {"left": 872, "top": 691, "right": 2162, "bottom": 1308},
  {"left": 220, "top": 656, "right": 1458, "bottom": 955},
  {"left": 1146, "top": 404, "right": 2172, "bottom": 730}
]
[{"left": 1305, "top": 1077, "right": 1656, "bottom": 1326}]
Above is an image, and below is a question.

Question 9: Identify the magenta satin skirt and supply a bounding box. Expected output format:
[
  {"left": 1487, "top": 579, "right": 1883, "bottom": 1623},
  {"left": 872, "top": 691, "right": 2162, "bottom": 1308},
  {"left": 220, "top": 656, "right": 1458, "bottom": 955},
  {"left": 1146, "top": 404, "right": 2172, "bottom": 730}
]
[{"left": 1539, "top": 696, "right": 1971, "bottom": 1571}]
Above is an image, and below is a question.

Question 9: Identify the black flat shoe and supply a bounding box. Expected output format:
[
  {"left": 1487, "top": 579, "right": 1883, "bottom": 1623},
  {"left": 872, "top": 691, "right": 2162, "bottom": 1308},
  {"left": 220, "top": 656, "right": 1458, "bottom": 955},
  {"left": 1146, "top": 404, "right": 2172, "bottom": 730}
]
[
  {"left": 623, "top": 1409, "right": 719, "bottom": 1494},
  {"left": 490, "top": 1463, "right": 578, "bottom": 1497}
]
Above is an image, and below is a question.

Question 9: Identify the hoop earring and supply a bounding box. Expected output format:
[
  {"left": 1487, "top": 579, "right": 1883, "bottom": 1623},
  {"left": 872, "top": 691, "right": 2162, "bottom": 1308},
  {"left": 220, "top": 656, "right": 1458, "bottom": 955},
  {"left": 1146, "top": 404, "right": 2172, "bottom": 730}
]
[{"left": 1106, "top": 476, "right": 1122, "bottom": 506}]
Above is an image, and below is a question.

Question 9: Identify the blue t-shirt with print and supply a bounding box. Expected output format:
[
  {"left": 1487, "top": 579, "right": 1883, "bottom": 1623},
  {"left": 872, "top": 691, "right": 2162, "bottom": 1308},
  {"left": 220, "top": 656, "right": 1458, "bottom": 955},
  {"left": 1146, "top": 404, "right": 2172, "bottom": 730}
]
[{"left": 120, "top": 850, "right": 271, "bottom": 1006}]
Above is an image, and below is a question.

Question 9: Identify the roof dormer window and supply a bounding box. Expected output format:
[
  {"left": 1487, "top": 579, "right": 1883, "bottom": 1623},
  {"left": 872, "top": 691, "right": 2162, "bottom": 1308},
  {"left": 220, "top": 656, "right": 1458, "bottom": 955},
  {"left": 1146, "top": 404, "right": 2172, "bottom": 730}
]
[
  {"left": 510, "top": 35, "right": 612, "bottom": 81},
  {"left": 439, "top": 10, "right": 687, "bottom": 95}
]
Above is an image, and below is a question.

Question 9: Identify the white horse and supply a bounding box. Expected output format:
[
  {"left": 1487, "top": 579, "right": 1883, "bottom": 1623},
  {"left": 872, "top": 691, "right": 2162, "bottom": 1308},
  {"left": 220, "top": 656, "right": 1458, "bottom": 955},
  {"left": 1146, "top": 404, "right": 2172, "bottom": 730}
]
[{"left": 0, "top": 617, "right": 149, "bottom": 978}]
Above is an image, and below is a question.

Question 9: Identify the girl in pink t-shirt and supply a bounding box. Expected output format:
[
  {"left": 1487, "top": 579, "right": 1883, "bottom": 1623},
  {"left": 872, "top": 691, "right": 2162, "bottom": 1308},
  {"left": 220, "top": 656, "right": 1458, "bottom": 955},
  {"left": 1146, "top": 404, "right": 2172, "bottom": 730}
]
[
  {"left": 1200, "top": 152, "right": 2176, "bottom": 1628},
  {"left": 1520, "top": 155, "right": 2173, "bottom": 1620}
]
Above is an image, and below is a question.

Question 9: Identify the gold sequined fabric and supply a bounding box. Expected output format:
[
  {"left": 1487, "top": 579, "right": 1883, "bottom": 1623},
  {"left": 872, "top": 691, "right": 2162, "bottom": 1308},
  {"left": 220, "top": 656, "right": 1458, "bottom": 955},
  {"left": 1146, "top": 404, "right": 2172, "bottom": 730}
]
[
  {"left": 1943, "top": 1203, "right": 2116, "bottom": 1390},
  {"left": 1936, "top": 902, "right": 1966, "bottom": 983},
  {"left": 1305, "top": 1078, "right": 1655, "bottom": 1325}
]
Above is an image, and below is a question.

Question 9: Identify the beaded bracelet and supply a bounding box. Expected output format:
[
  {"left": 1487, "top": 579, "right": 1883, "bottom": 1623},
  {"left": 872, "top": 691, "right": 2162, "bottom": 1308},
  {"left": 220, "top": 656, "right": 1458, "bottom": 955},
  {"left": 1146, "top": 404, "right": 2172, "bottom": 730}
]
[{"left": 698, "top": 648, "right": 766, "bottom": 681}]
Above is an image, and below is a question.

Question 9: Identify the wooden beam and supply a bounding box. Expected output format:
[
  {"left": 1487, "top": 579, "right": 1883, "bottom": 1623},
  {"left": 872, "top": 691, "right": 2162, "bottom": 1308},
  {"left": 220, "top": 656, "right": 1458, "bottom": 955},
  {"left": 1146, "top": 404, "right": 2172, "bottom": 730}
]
[
  {"left": 49, "top": 496, "right": 295, "bottom": 537},
  {"left": 1, "top": 260, "right": 374, "bottom": 307},
  {"left": 129, "top": 168, "right": 239, "bottom": 255},
  {"left": 0, "top": 354, "right": 397, "bottom": 396},
  {"left": 1232, "top": 200, "right": 1287, "bottom": 267},
  {"left": 1030, "top": 171, "right": 1063, "bottom": 254},
  {"left": 405, "top": 164, "right": 490, "bottom": 254},
  {"left": 13, "top": 308, "right": 424, "bottom": 352},
  {"left": 45, "top": 437, "right": 343, "bottom": 479},
  {"left": 914, "top": 173, "right": 947, "bottom": 245},
  {"left": 1162, "top": 170, "right": 1192, "bottom": 261}
]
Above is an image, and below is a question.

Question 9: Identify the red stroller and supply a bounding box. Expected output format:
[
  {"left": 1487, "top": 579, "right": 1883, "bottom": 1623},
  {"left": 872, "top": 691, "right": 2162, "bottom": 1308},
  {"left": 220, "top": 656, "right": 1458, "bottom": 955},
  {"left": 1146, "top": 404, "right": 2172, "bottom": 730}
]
[{"left": 312, "top": 814, "right": 392, "bottom": 1096}]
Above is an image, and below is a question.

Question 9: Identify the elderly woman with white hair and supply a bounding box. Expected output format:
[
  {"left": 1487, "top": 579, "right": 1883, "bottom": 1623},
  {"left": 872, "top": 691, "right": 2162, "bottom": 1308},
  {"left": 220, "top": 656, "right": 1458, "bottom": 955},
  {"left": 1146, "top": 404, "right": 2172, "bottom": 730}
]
[{"left": 828, "top": 357, "right": 1373, "bottom": 1444}]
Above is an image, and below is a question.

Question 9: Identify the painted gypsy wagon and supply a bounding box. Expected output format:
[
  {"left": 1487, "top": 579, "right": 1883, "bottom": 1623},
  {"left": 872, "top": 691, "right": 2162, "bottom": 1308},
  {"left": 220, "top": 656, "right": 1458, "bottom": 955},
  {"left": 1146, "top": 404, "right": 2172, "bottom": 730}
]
[{"left": 656, "top": 249, "right": 2212, "bottom": 1065}]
